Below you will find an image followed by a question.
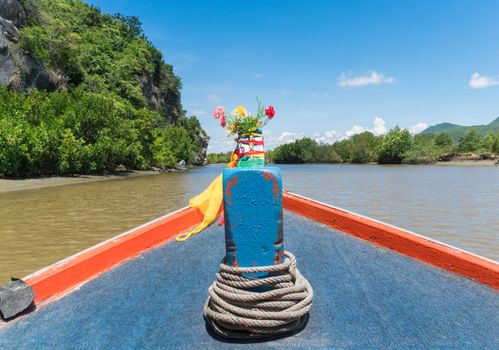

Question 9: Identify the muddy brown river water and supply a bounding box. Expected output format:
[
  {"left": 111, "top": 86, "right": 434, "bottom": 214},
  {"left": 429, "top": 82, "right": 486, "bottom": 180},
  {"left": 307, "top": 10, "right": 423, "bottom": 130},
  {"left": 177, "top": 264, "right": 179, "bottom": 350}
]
[{"left": 0, "top": 164, "right": 498, "bottom": 283}]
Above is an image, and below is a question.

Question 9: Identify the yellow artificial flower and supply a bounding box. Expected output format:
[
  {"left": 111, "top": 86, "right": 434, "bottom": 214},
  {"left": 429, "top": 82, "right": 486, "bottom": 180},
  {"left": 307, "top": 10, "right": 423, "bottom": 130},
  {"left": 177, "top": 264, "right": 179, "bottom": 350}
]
[{"left": 234, "top": 105, "right": 247, "bottom": 117}]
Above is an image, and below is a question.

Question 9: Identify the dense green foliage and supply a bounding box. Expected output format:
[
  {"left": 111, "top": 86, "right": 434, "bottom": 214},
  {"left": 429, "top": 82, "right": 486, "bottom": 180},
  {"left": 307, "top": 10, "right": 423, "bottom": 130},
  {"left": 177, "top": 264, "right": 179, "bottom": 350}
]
[
  {"left": 483, "top": 133, "right": 499, "bottom": 153},
  {"left": 272, "top": 138, "right": 318, "bottom": 164},
  {"left": 263, "top": 127, "right": 498, "bottom": 165},
  {"left": 402, "top": 134, "right": 449, "bottom": 164},
  {"left": 434, "top": 132, "right": 453, "bottom": 148},
  {"left": 421, "top": 117, "right": 499, "bottom": 141},
  {"left": 0, "top": 88, "right": 202, "bottom": 177},
  {"left": 207, "top": 152, "right": 232, "bottom": 164},
  {"left": 377, "top": 127, "right": 412, "bottom": 164},
  {"left": 19, "top": 0, "right": 181, "bottom": 114},
  {"left": 458, "top": 129, "right": 483, "bottom": 152},
  {"left": 1, "top": 0, "right": 207, "bottom": 177}
]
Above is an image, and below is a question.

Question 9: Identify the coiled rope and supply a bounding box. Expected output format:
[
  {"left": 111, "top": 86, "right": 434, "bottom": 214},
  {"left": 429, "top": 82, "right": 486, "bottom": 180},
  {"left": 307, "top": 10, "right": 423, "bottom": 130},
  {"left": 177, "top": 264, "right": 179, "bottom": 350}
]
[{"left": 204, "top": 251, "right": 313, "bottom": 340}]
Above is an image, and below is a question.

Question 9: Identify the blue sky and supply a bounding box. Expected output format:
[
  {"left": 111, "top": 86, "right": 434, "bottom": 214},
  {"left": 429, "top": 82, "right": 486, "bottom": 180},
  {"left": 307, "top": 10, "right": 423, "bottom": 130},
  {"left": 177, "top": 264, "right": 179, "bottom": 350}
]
[{"left": 87, "top": 0, "right": 499, "bottom": 152}]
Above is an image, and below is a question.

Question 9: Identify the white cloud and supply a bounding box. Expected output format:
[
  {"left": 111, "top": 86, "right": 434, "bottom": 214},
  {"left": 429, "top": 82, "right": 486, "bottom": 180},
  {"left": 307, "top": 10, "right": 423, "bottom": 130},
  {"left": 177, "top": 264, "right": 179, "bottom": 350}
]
[
  {"left": 190, "top": 109, "right": 206, "bottom": 116},
  {"left": 207, "top": 94, "right": 221, "bottom": 104},
  {"left": 337, "top": 71, "right": 395, "bottom": 88},
  {"left": 207, "top": 132, "right": 237, "bottom": 153},
  {"left": 254, "top": 73, "right": 263, "bottom": 79},
  {"left": 345, "top": 125, "right": 367, "bottom": 138},
  {"left": 312, "top": 130, "right": 340, "bottom": 144},
  {"left": 408, "top": 122, "right": 428, "bottom": 134},
  {"left": 208, "top": 118, "right": 427, "bottom": 152},
  {"left": 280, "top": 89, "right": 292, "bottom": 96},
  {"left": 372, "top": 117, "right": 387, "bottom": 135},
  {"left": 469, "top": 72, "right": 498, "bottom": 89},
  {"left": 344, "top": 117, "right": 387, "bottom": 138},
  {"left": 276, "top": 118, "right": 388, "bottom": 148},
  {"left": 262, "top": 131, "right": 280, "bottom": 150},
  {"left": 278, "top": 131, "right": 305, "bottom": 143}
]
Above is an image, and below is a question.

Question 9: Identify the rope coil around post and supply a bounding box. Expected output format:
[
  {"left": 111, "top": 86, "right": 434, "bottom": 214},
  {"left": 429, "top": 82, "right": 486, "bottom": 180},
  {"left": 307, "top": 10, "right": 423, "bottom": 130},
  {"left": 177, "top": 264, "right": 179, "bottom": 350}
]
[{"left": 204, "top": 251, "right": 313, "bottom": 340}]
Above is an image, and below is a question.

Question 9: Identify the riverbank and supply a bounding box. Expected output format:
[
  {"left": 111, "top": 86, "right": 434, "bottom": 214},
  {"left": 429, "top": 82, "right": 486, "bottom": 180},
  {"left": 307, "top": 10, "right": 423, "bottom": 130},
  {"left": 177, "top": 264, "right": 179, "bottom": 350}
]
[
  {"left": 1, "top": 160, "right": 496, "bottom": 194},
  {"left": 435, "top": 159, "right": 497, "bottom": 166},
  {"left": 0, "top": 171, "right": 164, "bottom": 194},
  {"left": 208, "top": 159, "right": 498, "bottom": 166}
]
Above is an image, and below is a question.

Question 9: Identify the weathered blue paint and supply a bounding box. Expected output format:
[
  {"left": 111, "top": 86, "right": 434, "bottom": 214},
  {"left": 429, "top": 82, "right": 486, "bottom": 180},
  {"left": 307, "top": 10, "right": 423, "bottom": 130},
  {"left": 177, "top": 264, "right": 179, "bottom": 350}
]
[
  {"left": 1, "top": 212, "right": 498, "bottom": 349},
  {"left": 222, "top": 167, "right": 284, "bottom": 269}
]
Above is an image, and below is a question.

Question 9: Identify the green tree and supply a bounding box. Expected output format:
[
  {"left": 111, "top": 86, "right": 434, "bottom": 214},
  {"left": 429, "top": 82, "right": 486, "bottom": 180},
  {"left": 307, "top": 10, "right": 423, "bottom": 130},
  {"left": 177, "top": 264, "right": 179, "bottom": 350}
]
[
  {"left": 377, "top": 126, "right": 412, "bottom": 164},
  {"left": 151, "top": 138, "right": 175, "bottom": 169},
  {"left": 162, "top": 125, "right": 192, "bottom": 163},
  {"left": 331, "top": 139, "right": 352, "bottom": 163},
  {"left": 435, "top": 133, "right": 453, "bottom": 148},
  {"left": 316, "top": 144, "right": 342, "bottom": 163},
  {"left": 150, "top": 125, "right": 191, "bottom": 168},
  {"left": 207, "top": 152, "right": 232, "bottom": 164},
  {"left": 483, "top": 133, "right": 499, "bottom": 153},
  {"left": 458, "top": 129, "right": 482, "bottom": 153},
  {"left": 58, "top": 129, "right": 88, "bottom": 173},
  {"left": 350, "top": 132, "right": 379, "bottom": 163},
  {"left": 273, "top": 138, "right": 318, "bottom": 163},
  {"left": 403, "top": 134, "right": 440, "bottom": 164}
]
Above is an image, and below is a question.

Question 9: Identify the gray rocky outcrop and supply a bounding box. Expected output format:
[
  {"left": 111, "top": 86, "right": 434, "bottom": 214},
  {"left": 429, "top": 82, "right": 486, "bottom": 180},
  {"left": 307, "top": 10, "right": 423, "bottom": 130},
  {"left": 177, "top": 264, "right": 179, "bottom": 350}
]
[
  {"left": 0, "top": 0, "right": 56, "bottom": 91},
  {"left": 139, "top": 74, "right": 183, "bottom": 124},
  {"left": 192, "top": 130, "right": 209, "bottom": 165},
  {"left": 0, "top": 0, "right": 25, "bottom": 27}
]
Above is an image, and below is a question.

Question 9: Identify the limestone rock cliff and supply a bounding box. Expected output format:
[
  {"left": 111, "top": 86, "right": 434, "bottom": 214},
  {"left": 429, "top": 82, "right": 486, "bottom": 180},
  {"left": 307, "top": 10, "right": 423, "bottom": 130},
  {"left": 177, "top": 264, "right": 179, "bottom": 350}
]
[
  {"left": 0, "top": 0, "right": 56, "bottom": 91},
  {"left": 0, "top": 0, "right": 25, "bottom": 27},
  {"left": 0, "top": 0, "right": 209, "bottom": 165},
  {"left": 192, "top": 129, "right": 209, "bottom": 165}
]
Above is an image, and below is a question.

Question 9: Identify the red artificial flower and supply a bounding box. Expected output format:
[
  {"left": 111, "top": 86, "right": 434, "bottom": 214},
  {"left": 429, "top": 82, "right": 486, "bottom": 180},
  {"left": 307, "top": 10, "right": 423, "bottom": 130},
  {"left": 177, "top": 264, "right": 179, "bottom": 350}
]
[
  {"left": 265, "top": 105, "right": 275, "bottom": 119},
  {"left": 213, "top": 106, "right": 225, "bottom": 120},
  {"left": 220, "top": 117, "right": 226, "bottom": 127}
]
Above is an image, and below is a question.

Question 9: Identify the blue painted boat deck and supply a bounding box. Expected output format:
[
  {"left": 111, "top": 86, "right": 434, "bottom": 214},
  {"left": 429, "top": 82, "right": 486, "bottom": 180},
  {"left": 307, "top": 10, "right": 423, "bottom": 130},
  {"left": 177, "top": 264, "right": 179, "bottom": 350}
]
[{"left": 1, "top": 212, "right": 498, "bottom": 349}]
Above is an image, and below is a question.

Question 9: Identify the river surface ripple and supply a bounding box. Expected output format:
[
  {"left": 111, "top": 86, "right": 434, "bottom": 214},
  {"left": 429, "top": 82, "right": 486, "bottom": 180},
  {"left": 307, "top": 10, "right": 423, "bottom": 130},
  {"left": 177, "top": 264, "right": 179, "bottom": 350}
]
[{"left": 0, "top": 164, "right": 497, "bottom": 283}]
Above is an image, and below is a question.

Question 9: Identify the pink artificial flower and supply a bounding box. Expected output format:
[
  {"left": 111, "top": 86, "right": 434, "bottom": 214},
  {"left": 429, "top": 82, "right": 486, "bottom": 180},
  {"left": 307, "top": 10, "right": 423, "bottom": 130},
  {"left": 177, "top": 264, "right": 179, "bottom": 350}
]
[
  {"left": 265, "top": 105, "right": 275, "bottom": 119},
  {"left": 213, "top": 106, "right": 225, "bottom": 120}
]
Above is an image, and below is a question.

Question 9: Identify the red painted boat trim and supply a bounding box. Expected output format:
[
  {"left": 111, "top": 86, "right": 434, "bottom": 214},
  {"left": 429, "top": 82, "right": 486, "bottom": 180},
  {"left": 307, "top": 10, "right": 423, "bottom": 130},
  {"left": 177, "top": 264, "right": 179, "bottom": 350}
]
[
  {"left": 283, "top": 191, "right": 499, "bottom": 289},
  {"left": 21, "top": 191, "right": 497, "bottom": 306},
  {"left": 24, "top": 207, "right": 204, "bottom": 304}
]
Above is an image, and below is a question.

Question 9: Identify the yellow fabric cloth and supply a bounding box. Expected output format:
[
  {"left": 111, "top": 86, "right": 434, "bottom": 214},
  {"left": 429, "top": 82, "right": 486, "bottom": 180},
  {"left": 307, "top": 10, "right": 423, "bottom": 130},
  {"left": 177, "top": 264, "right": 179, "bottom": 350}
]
[
  {"left": 176, "top": 174, "right": 223, "bottom": 242},
  {"left": 176, "top": 150, "right": 242, "bottom": 242},
  {"left": 227, "top": 151, "right": 239, "bottom": 168}
]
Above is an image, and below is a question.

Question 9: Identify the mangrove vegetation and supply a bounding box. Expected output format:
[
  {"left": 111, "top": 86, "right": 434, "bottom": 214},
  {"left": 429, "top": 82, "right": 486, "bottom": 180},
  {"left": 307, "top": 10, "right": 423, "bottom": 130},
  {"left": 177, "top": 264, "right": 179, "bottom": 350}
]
[
  {"left": 207, "top": 125, "right": 499, "bottom": 165},
  {"left": 0, "top": 0, "right": 207, "bottom": 178}
]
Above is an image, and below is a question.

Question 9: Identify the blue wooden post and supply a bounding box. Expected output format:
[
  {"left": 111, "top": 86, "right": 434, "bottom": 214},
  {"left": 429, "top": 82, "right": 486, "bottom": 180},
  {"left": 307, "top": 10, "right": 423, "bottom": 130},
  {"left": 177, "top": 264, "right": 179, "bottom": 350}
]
[{"left": 223, "top": 167, "right": 284, "bottom": 270}]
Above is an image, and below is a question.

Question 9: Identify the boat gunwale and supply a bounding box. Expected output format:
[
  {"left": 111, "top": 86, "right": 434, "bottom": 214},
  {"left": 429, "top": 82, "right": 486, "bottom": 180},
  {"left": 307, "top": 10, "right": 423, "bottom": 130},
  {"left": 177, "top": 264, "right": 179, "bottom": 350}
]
[
  {"left": 285, "top": 191, "right": 499, "bottom": 265},
  {"left": 283, "top": 191, "right": 499, "bottom": 289},
  {"left": 23, "top": 206, "right": 204, "bottom": 304},
  {"left": 22, "top": 206, "right": 191, "bottom": 282},
  {"left": 7, "top": 190, "right": 497, "bottom": 315}
]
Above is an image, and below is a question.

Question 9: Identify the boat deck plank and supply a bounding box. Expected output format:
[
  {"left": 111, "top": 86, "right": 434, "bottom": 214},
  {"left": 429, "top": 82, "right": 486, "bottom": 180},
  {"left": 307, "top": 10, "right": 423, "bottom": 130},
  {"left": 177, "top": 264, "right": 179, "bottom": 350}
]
[{"left": 1, "top": 212, "right": 498, "bottom": 349}]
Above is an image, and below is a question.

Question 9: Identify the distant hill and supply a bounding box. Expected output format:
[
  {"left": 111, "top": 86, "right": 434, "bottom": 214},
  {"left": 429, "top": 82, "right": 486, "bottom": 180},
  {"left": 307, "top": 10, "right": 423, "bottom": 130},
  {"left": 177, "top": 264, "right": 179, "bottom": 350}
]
[{"left": 420, "top": 117, "right": 499, "bottom": 141}]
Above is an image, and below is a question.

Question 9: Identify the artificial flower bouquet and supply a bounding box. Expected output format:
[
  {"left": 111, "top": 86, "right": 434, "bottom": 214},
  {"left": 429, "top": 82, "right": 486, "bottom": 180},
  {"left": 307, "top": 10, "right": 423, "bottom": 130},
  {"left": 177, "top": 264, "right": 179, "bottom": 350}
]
[
  {"left": 213, "top": 100, "right": 275, "bottom": 137},
  {"left": 213, "top": 100, "right": 276, "bottom": 168}
]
